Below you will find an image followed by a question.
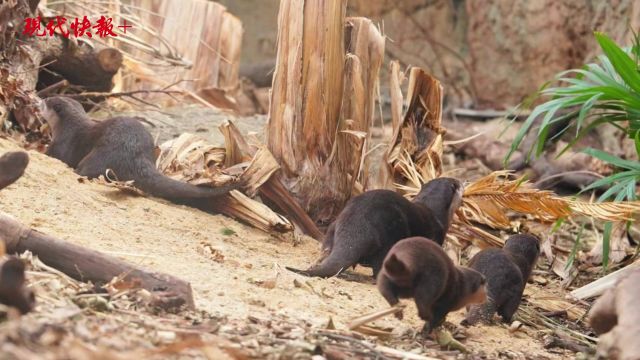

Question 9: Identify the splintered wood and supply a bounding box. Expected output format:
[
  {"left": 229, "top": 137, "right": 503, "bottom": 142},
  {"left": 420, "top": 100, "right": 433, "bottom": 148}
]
[
  {"left": 268, "top": 0, "right": 346, "bottom": 175},
  {"left": 220, "top": 122, "right": 322, "bottom": 239},
  {"left": 156, "top": 131, "right": 293, "bottom": 235},
  {"left": 268, "top": 0, "right": 385, "bottom": 225},
  {"left": 340, "top": 17, "right": 385, "bottom": 190},
  {"left": 122, "top": 0, "right": 242, "bottom": 93},
  {"left": 389, "top": 61, "right": 405, "bottom": 130},
  {"left": 385, "top": 67, "right": 444, "bottom": 195}
]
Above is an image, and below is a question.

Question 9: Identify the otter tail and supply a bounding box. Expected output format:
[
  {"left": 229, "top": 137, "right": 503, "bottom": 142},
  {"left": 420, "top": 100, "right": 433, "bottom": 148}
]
[
  {"left": 285, "top": 250, "right": 355, "bottom": 278},
  {"left": 134, "top": 162, "right": 241, "bottom": 202}
]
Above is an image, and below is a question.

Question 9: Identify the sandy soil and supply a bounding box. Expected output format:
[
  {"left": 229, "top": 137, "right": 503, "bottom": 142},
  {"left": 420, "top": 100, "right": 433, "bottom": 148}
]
[
  {"left": 0, "top": 125, "right": 575, "bottom": 359},
  {"left": 92, "top": 105, "right": 267, "bottom": 145}
]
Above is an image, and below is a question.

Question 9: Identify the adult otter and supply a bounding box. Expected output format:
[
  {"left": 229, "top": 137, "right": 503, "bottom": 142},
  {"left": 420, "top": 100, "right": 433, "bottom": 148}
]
[
  {"left": 41, "top": 96, "right": 240, "bottom": 206},
  {"left": 287, "top": 177, "right": 463, "bottom": 278}
]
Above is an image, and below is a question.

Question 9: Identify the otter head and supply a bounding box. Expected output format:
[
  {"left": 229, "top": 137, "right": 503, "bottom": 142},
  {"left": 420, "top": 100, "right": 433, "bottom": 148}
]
[
  {"left": 504, "top": 234, "right": 540, "bottom": 279},
  {"left": 40, "top": 96, "right": 89, "bottom": 137},
  {"left": 381, "top": 252, "right": 413, "bottom": 288},
  {"left": 455, "top": 267, "right": 487, "bottom": 310},
  {"left": 0, "top": 257, "right": 35, "bottom": 315},
  {"left": 413, "top": 177, "right": 463, "bottom": 227},
  {"left": 505, "top": 234, "right": 540, "bottom": 260}
]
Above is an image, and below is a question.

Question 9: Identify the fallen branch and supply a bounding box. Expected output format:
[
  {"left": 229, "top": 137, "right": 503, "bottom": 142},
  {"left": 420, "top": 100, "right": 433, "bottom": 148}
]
[
  {"left": 374, "top": 345, "right": 439, "bottom": 360},
  {"left": 452, "top": 108, "right": 529, "bottom": 119},
  {"left": 0, "top": 212, "right": 194, "bottom": 310},
  {"left": 212, "top": 191, "right": 293, "bottom": 234},
  {"left": 60, "top": 89, "right": 183, "bottom": 99},
  {"left": 570, "top": 259, "right": 640, "bottom": 300},
  {"left": 257, "top": 175, "right": 323, "bottom": 240},
  {"left": 348, "top": 304, "right": 405, "bottom": 330}
]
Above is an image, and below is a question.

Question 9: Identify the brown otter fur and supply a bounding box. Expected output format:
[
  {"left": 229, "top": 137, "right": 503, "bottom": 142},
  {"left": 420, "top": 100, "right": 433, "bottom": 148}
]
[
  {"left": 41, "top": 96, "right": 240, "bottom": 207},
  {"left": 0, "top": 257, "right": 35, "bottom": 315},
  {"left": 286, "top": 177, "right": 463, "bottom": 278},
  {"left": 0, "top": 151, "right": 29, "bottom": 191},
  {"left": 463, "top": 234, "right": 540, "bottom": 325},
  {"left": 377, "top": 236, "right": 487, "bottom": 332}
]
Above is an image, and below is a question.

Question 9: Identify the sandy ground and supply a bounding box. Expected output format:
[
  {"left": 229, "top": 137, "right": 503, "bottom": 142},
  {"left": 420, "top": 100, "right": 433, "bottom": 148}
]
[
  {"left": 0, "top": 116, "right": 576, "bottom": 359},
  {"left": 92, "top": 105, "right": 267, "bottom": 145}
]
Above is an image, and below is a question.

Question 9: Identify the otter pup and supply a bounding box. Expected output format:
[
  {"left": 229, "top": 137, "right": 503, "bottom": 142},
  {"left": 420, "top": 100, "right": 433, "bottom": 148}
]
[
  {"left": 463, "top": 234, "right": 540, "bottom": 325},
  {"left": 0, "top": 257, "right": 35, "bottom": 315},
  {"left": 377, "top": 237, "right": 487, "bottom": 333},
  {"left": 287, "top": 177, "right": 463, "bottom": 278},
  {"left": 0, "top": 151, "right": 29, "bottom": 191},
  {"left": 40, "top": 96, "right": 240, "bottom": 206}
]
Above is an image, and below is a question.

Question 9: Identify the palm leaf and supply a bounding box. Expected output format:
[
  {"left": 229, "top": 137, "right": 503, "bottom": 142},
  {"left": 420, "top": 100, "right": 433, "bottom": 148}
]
[
  {"left": 457, "top": 171, "right": 640, "bottom": 235},
  {"left": 395, "top": 170, "right": 640, "bottom": 248}
]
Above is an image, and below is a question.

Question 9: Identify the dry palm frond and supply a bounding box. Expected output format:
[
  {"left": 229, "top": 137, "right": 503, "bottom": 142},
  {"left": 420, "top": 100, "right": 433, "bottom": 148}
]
[
  {"left": 155, "top": 133, "right": 292, "bottom": 235},
  {"left": 567, "top": 200, "right": 639, "bottom": 222},
  {"left": 448, "top": 222, "right": 504, "bottom": 248},
  {"left": 459, "top": 171, "right": 571, "bottom": 229},
  {"left": 524, "top": 287, "right": 587, "bottom": 321},
  {"left": 458, "top": 171, "right": 640, "bottom": 230},
  {"left": 241, "top": 146, "right": 281, "bottom": 197},
  {"left": 517, "top": 305, "right": 597, "bottom": 348},
  {"left": 220, "top": 120, "right": 322, "bottom": 239},
  {"left": 219, "top": 121, "right": 258, "bottom": 166},
  {"left": 380, "top": 68, "right": 639, "bottom": 248},
  {"left": 156, "top": 133, "right": 232, "bottom": 186},
  {"left": 394, "top": 150, "right": 427, "bottom": 196},
  {"left": 214, "top": 190, "right": 293, "bottom": 234},
  {"left": 390, "top": 169, "right": 640, "bottom": 247}
]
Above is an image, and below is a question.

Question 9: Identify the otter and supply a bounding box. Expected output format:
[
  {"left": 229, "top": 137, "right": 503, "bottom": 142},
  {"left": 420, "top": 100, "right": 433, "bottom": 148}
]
[
  {"left": 0, "top": 151, "right": 29, "bottom": 191},
  {"left": 287, "top": 177, "right": 463, "bottom": 278},
  {"left": 377, "top": 236, "right": 487, "bottom": 333},
  {"left": 463, "top": 234, "right": 540, "bottom": 325},
  {"left": 0, "top": 257, "right": 35, "bottom": 315},
  {"left": 40, "top": 96, "right": 240, "bottom": 207}
]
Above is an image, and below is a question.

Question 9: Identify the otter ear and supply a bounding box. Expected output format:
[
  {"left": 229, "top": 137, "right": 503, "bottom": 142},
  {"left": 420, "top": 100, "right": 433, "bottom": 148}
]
[
  {"left": 0, "top": 258, "right": 26, "bottom": 286},
  {"left": 384, "top": 253, "right": 409, "bottom": 278}
]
